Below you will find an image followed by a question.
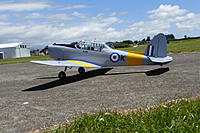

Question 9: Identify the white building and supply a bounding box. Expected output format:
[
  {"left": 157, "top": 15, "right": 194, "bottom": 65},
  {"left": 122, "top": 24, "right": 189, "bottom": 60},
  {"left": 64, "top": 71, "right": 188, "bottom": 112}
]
[{"left": 0, "top": 42, "right": 30, "bottom": 59}]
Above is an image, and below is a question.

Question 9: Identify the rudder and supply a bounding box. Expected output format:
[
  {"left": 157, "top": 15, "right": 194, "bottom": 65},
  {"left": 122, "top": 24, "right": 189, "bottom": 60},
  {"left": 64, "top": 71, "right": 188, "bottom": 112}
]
[{"left": 145, "top": 33, "right": 167, "bottom": 58}]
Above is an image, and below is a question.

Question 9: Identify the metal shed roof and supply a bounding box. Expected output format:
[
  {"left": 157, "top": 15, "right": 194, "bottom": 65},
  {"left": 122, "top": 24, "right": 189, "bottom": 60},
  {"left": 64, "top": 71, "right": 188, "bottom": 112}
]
[{"left": 0, "top": 42, "right": 23, "bottom": 49}]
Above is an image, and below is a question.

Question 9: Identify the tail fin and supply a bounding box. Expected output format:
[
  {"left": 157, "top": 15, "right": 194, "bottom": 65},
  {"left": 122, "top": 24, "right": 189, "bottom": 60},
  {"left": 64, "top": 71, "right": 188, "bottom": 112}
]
[
  {"left": 145, "top": 33, "right": 173, "bottom": 64},
  {"left": 145, "top": 33, "right": 167, "bottom": 57}
]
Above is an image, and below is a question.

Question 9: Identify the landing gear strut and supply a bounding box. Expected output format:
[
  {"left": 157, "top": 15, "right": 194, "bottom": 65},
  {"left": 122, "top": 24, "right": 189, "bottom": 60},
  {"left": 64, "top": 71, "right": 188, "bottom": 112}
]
[
  {"left": 78, "top": 67, "right": 85, "bottom": 74},
  {"left": 58, "top": 66, "right": 67, "bottom": 80},
  {"left": 58, "top": 67, "right": 85, "bottom": 79}
]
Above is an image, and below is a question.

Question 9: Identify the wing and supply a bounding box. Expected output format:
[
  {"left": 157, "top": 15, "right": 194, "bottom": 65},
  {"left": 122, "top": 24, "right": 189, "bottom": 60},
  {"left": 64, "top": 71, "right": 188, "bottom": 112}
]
[{"left": 30, "top": 60, "right": 102, "bottom": 67}]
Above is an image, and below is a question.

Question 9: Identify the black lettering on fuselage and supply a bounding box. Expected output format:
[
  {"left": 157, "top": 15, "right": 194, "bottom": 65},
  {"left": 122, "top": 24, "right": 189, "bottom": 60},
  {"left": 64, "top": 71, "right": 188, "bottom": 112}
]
[{"left": 120, "top": 55, "right": 125, "bottom": 61}]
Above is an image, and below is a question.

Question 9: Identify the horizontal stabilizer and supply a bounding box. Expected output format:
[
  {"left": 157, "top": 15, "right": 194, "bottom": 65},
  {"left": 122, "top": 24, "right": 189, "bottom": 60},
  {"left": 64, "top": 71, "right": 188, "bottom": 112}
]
[
  {"left": 30, "top": 60, "right": 101, "bottom": 67},
  {"left": 149, "top": 56, "right": 173, "bottom": 64}
]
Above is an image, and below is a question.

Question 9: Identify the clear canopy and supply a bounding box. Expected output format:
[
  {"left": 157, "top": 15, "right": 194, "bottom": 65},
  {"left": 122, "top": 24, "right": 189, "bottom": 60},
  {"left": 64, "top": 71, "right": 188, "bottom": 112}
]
[{"left": 75, "top": 41, "right": 111, "bottom": 52}]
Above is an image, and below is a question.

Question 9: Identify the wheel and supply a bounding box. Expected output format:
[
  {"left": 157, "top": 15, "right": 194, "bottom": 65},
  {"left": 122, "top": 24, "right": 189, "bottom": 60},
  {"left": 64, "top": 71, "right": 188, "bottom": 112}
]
[
  {"left": 78, "top": 67, "right": 85, "bottom": 74},
  {"left": 58, "top": 71, "right": 66, "bottom": 80}
]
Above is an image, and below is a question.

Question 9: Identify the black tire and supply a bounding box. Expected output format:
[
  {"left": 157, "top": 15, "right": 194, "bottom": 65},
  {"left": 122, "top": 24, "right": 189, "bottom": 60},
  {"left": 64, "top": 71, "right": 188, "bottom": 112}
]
[
  {"left": 58, "top": 71, "right": 66, "bottom": 80},
  {"left": 78, "top": 67, "right": 85, "bottom": 74}
]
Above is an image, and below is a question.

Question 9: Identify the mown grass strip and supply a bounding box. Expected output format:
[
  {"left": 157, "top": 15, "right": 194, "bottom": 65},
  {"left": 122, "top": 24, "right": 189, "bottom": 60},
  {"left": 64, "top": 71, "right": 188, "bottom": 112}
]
[
  {"left": 118, "top": 38, "right": 200, "bottom": 53},
  {"left": 0, "top": 55, "right": 50, "bottom": 65},
  {"left": 41, "top": 97, "right": 200, "bottom": 133}
]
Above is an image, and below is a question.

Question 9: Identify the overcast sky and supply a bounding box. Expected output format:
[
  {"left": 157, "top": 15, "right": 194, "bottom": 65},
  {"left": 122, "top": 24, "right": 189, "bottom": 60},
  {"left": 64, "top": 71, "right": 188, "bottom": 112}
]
[{"left": 0, "top": 0, "right": 200, "bottom": 48}]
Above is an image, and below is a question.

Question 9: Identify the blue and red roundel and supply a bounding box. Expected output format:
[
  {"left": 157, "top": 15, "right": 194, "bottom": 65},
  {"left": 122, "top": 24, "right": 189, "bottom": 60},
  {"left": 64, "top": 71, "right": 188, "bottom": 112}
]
[{"left": 110, "top": 52, "right": 120, "bottom": 63}]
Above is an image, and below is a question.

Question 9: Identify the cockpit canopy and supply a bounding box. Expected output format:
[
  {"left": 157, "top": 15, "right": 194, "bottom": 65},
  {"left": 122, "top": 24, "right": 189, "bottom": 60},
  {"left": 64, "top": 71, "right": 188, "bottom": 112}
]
[
  {"left": 76, "top": 41, "right": 111, "bottom": 52},
  {"left": 52, "top": 41, "right": 112, "bottom": 52}
]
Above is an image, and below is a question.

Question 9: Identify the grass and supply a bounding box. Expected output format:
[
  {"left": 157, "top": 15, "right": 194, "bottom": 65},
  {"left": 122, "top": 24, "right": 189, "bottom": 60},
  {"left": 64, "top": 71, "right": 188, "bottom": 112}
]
[
  {"left": 117, "top": 45, "right": 146, "bottom": 52},
  {"left": 118, "top": 38, "right": 200, "bottom": 53},
  {"left": 0, "top": 55, "right": 50, "bottom": 65},
  {"left": 168, "top": 39, "right": 200, "bottom": 53},
  {"left": 42, "top": 97, "right": 200, "bottom": 133}
]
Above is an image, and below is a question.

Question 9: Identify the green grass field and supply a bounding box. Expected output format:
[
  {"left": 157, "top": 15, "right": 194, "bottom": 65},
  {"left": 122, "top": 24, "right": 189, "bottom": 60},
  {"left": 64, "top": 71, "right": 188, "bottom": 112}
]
[
  {"left": 118, "top": 38, "right": 200, "bottom": 53},
  {"left": 43, "top": 97, "right": 200, "bottom": 133},
  {"left": 0, "top": 55, "right": 50, "bottom": 65}
]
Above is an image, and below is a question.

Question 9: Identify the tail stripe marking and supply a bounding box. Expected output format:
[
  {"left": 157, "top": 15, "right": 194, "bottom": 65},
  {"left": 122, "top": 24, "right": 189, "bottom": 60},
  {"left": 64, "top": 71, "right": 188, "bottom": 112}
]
[
  {"left": 147, "top": 45, "right": 150, "bottom": 56},
  {"left": 150, "top": 45, "right": 154, "bottom": 56},
  {"left": 147, "top": 45, "right": 154, "bottom": 56}
]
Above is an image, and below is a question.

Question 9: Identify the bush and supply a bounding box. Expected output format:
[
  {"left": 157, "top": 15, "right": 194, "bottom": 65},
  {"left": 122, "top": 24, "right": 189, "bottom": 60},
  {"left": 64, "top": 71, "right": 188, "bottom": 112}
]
[{"left": 114, "top": 42, "right": 130, "bottom": 48}]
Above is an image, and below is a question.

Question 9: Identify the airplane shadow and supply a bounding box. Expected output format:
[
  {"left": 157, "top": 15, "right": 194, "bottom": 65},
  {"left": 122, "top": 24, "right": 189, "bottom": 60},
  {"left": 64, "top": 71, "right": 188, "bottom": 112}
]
[
  {"left": 104, "top": 67, "right": 169, "bottom": 76},
  {"left": 37, "top": 77, "right": 58, "bottom": 79},
  {"left": 23, "top": 68, "right": 113, "bottom": 91},
  {"left": 23, "top": 67, "right": 169, "bottom": 92},
  {"left": 145, "top": 67, "right": 170, "bottom": 76}
]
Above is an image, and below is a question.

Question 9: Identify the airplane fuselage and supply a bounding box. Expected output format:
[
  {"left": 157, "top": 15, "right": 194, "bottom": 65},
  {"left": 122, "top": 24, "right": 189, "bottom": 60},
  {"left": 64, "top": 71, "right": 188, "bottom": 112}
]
[{"left": 48, "top": 44, "right": 153, "bottom": 67}]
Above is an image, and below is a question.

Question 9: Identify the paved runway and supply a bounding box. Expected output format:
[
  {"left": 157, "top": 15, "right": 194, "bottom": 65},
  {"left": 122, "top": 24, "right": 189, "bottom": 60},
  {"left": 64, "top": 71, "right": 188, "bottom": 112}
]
[{"left": 0, "top": 53, "right": 199, "bottom": 133}]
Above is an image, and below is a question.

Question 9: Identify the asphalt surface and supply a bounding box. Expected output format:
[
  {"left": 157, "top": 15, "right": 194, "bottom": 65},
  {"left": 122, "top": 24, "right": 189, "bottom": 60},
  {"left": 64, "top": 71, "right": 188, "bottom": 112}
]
[{"left": 0, "top": 53, "right": 199, "bottom": 133}]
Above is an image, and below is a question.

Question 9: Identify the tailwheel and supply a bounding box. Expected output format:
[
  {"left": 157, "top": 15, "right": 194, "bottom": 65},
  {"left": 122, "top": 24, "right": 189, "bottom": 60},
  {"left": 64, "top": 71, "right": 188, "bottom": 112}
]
[
  {"left": 58, "top": 71, "right": 66, "bottom": 80},
  {"left": 78, "top": 67, "right": 85, "bottom": 74}
]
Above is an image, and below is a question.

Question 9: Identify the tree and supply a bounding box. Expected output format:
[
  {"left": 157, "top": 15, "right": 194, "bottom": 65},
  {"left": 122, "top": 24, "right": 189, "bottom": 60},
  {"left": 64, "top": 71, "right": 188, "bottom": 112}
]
[
  {"left": 138, "top": 41, "right": 146, "bottom": 46},
  {"left": 134, "top": 40, "right": 138, "bottom": 44},
  {"left": 114, "top": 42, "right": 130, "bottom": 48},
  {"left": 184, "top": 35, "right": 187, "bottom": 39},
  {"left": 71, "top": 42, "right": 78, "bottom": 45},
  {"left": 123, "top": 40, "right": 133, "bottom": 44},
  {"left": 165, "top": 34, "right": 175, "bottom": 40}
]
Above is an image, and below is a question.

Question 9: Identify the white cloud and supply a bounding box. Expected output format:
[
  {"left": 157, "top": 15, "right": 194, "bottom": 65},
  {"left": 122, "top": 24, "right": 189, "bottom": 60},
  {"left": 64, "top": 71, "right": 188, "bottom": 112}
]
[
  {"left": 0, "top": 2, "right": 51, "bottom": 12},
  {"left": 0, "top": 14, "right": 169, "bottom": 45},
  {"left": 20, "top": 13, "right": 73, "bottom": 21},
  {"left": 48, "top": 14, "right": 73, "bottom": 20},
  {"left": 120, "top": 11, "right": 128, "bottom": 15},
  {"left": 109, "top": 11, "right": 128, "bottom": 17},
  {"left": 72, "top": 12, "right": 86, "bottom": 19},
  {"left": 104, "top": 8, "right": 111, "bottom": 12},
  {"left": 148, "top": 5, "right": 187, "bottom": 19},
  {"left": 0, "top": 14, "right": 10, "bottom": 20},
  {"left": 110, "top": 12, "right": 117, "bottom": 16},
  {"left": 24, "top": 13, "right": 43, "bottom": 19},
  {"left": 176, "top": 14, "right": 200, "bottom": 31},
  {"left": 175, "top": 13, "right": 195, "bottom": 21},
  {"left": 0, "top": 22, "right": 11, "bottom": 26},
  {"left": 101, "top": 17, "right": 119, "bottom": 25},
  {"left": 0, "top": 16, "right": 120, "bottom": 44},
  {"left": 62, "top": 5, "right": 88, "bottom": 10},
  {"left": 96, "top": 13, "right": 104, "bottom": 18},
  {"left": 0, "top": 14, "right": 129, "bottom": 46},
  {"left": 0, "top": 14, "right": 171, "bottom": 46}
]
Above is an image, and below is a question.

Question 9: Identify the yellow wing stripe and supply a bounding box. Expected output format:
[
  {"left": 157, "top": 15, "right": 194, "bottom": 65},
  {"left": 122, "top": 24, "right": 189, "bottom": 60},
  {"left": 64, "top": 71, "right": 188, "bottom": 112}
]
[{"left": 67, "top": 60, "right": 94, "bottom": 67}]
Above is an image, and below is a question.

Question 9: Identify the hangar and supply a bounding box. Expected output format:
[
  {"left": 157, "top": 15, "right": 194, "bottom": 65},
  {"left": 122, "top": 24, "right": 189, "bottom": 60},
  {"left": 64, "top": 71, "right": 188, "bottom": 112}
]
[{"left": 0, "top": 42, "right": 30, "bottom": 59}]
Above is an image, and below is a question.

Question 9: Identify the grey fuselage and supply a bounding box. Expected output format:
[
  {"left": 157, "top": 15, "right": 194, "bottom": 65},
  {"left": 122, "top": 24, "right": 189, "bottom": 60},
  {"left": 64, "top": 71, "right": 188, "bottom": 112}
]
[{"left": 47, "top": 43, "right": 153, "bottom": 67}]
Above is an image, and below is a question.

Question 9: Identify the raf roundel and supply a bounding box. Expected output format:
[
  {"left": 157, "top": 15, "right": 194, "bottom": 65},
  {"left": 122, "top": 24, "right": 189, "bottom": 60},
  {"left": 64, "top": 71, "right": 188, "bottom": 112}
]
[{"left": 110, "top": 52, "right": 120, "bottom": 63}]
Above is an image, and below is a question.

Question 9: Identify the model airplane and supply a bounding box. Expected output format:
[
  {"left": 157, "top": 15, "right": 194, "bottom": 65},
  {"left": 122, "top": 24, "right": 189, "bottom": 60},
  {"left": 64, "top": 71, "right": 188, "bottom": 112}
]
[{"left": 31, "top": 33, "right": 173, "bottom": 79}]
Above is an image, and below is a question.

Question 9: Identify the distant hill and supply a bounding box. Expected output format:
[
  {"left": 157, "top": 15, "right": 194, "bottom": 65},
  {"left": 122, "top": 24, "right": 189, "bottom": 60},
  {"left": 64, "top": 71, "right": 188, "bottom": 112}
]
[{"left": 173, "top": 36, "right": 200, "bottom": 41}]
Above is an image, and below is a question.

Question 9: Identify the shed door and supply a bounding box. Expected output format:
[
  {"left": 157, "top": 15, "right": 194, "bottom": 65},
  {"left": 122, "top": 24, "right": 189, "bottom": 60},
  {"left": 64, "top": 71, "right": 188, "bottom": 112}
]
[{"left": 0, "top": 52, "right": 4, "bottom": 59}]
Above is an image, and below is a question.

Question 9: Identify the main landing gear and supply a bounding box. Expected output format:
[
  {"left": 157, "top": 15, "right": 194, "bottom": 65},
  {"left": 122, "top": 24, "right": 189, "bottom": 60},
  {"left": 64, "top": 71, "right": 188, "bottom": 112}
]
[
  {"left": 58, "top": 67, "right": 86, "bottom": 80},
  {"left": 58, "top": 66, "right": 67, "bottom": 80},
  {"left": 78, "top": 67, "right": 85, "bottom": 74}
]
